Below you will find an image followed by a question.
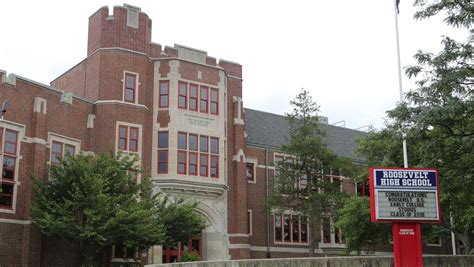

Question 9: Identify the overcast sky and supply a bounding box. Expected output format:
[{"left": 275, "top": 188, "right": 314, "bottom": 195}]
[{"left": 0, "top": 0, "right": 467, "bottom": 130}]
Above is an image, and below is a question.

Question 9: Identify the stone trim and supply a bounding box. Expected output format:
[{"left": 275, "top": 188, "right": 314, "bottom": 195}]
[{"left": 0, "top": 218, "right": 31, "bottom": 225}]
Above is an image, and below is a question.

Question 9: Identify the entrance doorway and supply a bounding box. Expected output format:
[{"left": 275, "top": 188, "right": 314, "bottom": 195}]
[{"left": 162, "top": 237, "right": 202, "bottom": 263}]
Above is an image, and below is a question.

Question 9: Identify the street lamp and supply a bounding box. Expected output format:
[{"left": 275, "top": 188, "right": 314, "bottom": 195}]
[{"left": 1, "top": 100, "right": 10, "bottom": 120}]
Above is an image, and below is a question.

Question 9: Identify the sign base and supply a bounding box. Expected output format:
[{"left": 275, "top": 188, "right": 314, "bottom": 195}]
[{"left": 392, "top": 222, "right": 423, "bottom": 267}]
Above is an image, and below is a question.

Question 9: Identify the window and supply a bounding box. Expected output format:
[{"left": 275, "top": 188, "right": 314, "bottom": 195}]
[
  {"left": 178, "top": 132, "right": 187, "bottom": 150},
  {"left": 159, "top": 81, "right": 169, "bottom": 108},
  {"left": 200, "top": 154, "right": 208, "bottom": 177},
  {"left": 246, "top": 163, "right": 255, "bottom": 182},
  {"left": 200, "top": 136, "right": 208, "bottom": 153},
  {"left": 274, "top": 214, "right": 308, "bottom": 244},
  {"left": 51, "top": 141, "right": 63, "bottom": 164},
  {"left": 4, "top": 130, "right": 18, "bottom": 155},
  {"left": 210, "top": 137, "right": 219, "bottom": 179},
  {"left": 177, "top": 132, "right": 218, "bottom": 178},
  {"left": 113, "top": 244, "right": 137, "bottom": 259},
  {"left": 124, "top": 73, "right": 137, "bottom": 103},
  {"left": 51, "top": 141, "right": 76, "bottom": 164},
  {"left": 189, "top": 84, "right": 198, "bottom": 111},
  {"left": 357, "top": 179, "right": 370, "bottom": 197},
  {"left": 210, "top": 88, "right": 218, "bottom": 115},
  {"left": 210, "top": 155, "right": 218, "bottom": 178},
  {"left": 158, "top": 131, "right": 168, "bottom": 174},
  {"left": 129, "top": 127, "right": 138, "bottom": 152},
  {"left": 200, "top": 86, "right": 208, "bottom": 113},
  {"left": 199, "top": 136, "right": 208, "bottom": 175},
  {"left": 0, "top": 129, "right": 19, "bottom": 210},
  {"left": 117, "top": 126, "right": 139, "bottom": 153},
  {"left": 210, "top": 137, "right": 218, "bottom": 154},
  {"left": 178, "top": 82, "right": 187, "bottom": 109},
  {"left": 118, "top": 126, "right": 127, "bottom": 150},
  {"left": 189, "top": 134, "right": 198, "bottom": 151},
  {"left": 189, "top": 152, "right": 198, "bottom": 175},
  {"left": 178, "top": 151, "right": 187, "bottom": 174}
]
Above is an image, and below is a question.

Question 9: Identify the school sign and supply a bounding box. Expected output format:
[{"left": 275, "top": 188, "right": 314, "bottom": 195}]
[{"left": 369, "top": 167, "right": 441, "bottom": 223}]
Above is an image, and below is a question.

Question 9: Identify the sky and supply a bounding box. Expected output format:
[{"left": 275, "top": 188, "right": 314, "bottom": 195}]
[{"left": 0, "top": 0, "right": 468, "bottom": 130}]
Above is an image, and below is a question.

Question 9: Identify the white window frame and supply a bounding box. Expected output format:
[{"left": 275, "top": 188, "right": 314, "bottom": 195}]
[
  {"left": 115, "top": 122, "right": 143, "bottom": 184},
  {"left": 122, "top": 71, "right": 140, "bottom": 104},
  {"left": 47, "top": 133, "right": 81, "bottom": 165}
]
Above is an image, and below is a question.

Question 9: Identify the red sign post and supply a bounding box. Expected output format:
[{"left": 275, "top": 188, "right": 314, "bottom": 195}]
[{"left": 369, "top": 167, "right": 441, "bottom": 267}]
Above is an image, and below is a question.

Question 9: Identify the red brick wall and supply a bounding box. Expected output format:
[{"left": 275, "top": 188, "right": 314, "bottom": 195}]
[{"left": 87, "top": 6, "right": 152, "bottom": 56}]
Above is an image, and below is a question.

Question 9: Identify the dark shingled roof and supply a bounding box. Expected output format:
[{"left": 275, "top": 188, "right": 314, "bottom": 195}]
[{"left": 244, "top": 108, "right": 367, "bottom": 162}]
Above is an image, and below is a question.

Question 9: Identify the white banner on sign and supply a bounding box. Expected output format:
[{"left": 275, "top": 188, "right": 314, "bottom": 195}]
[{"left": 375, "top": 190, "right": 439, "bottom": 221}]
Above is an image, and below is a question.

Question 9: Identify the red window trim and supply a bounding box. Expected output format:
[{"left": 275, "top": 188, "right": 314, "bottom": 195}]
[
  {"left": 158, "top": 131, "right": 169, "bottom": 148},
  {"left": 210, "top": 155, "right": 219, "bottom": 179},
  {"left": 177, "top": 151, "right": 187, "bottom": 175},
  {"left": 200, "top": 86, "right": 208, "bottom": 113},
  {"left": 157, "top": 150, "right": 168, "bottom": 174},
  {"left": 274, "top": 214, "right": 309, "bottom": 244},
  {"left": 124, "top": 72, "right": 137, "bottom": 103},
  {"left": 189, "top": 152, "right": 198, "bottom": 175},
  {"left": 178, "top": 81, "right": 187, "bottom": 109},
  {"left": 189, "top": 134, "right": 198, "bottom": 151},
  {"left": 210, "top": 88, "right": 219, "bottom": 115},
  {"left": 210, "top": 137, "right": 219, "bottom": 154},
  {"left": 189, "top": 84, "right": 198, "bottom": 111},
  {"left": 159, "top": 80, "right": 169, "bottom": 108},
  {"left": 129, "top": 127, "right": 139, "bottom": 152},
  {"left": 4, "top": 129, "right": 18, "bottom": 155},
  {"left": 199, "top": 153, "right": 208, "bottom": 177},
  {"left": 0, "top": 181, "right": 14, "bottom": 209},
  {"left": 200, "top": 135, "right": 208, "bottom": 153},
  {"left": 178, "top": 132, "right": 187, "bottom": 150}
]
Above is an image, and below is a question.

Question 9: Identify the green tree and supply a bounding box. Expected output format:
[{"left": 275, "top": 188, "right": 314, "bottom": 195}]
[
  {"left": 267, "top": 89, "right": 354, "bottom": 256},
  {"left": 336, "top": 196, "right": 391, "bottom": 254},
  {"left": 356, "top": 0, "right": 473, "bottom": 254},
  {"left": 32, "top": 153, "right": 206, "bottom": 266}
]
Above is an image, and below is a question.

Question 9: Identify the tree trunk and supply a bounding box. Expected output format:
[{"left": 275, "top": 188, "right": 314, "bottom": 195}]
[
  {"left": 461, "top": 230, "right": 471, "bottom": 255},
  {"left": 309, "top": 221, "right": 320, "bottom": 257}
]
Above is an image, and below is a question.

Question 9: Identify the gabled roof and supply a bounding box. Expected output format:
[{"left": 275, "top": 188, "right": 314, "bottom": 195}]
[{"left": 244, "top": 108, "right": 367, "bottom": 162}]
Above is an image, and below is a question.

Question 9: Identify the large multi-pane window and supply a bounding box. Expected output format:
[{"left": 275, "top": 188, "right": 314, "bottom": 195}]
[
  {"left": 176, "top": 81, "right": 218, "bottom": 115},
  {"left": 158, "top": 131, "right": 169, "bottom": 174},
  {"left": 0, "top": 129, "right": 19, "bottom": 210},
  {"left": 274, "top": 213, "right": 308, "bottom": 244},
  {"left": 176, "top": 132, "right": 219, "bottom": 179}
]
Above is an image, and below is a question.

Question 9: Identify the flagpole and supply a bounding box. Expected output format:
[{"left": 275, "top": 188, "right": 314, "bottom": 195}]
[{"left": 394, "top": 0, "right": 408, "bottom": 168}]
